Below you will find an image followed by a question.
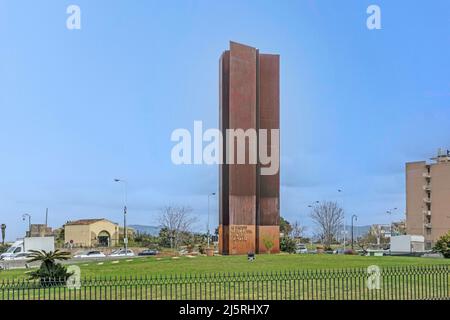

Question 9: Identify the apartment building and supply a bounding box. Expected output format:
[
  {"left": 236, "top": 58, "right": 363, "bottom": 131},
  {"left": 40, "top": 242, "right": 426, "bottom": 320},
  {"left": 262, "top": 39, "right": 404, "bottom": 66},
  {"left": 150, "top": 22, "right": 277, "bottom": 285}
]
[{"left": 406, "top": 149, "right": 450, "bottom": 249}]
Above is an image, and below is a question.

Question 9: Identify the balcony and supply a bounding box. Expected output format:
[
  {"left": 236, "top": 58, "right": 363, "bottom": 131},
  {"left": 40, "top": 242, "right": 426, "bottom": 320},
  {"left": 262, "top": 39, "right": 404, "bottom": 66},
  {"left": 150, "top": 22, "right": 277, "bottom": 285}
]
[
  {"left": 424, "top": 223, "right": 432, "bottom": 229},
  {"left": 422, "top": 210, "right": 431, "bottom": 216},
  {"left": 423, "top": 185, "right": 431, "bottom": 192},
  {"left": 422, "top": 172, "right": 431, "bottom": 179},
  {"left": 423, "top": 198, "right": 431, "bottom": 204}
]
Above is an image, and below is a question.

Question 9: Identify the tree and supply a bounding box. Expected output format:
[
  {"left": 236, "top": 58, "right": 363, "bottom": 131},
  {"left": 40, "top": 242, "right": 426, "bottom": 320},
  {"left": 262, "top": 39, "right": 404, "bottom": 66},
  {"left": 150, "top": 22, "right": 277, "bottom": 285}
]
[
  {"left": 279, "top": 217, "right": 292, "bottom": 236},
  {"left": 27, "top": 250, "right": 72, "bottom": 285},
  {"left": 1, "top": 224, "right": 5, "bottom": 245},
  {"left": 158, "top": 227, "right": 172, "bottom": 248},
  {"left": 0, "top": 244, "right": 10, "bottom": 254},
  {"left": 433, "top": 231, "right": 450, "bottom": 258},
  {"left": 309, "top": 201, "right": 344, "bottom": 248},
  {"left": 158, "top": 205, "right": 197, "bottom": 249},
  {"left": 280, "top": 236, "right": 296, "bottom": 253},
  {"left": 134, "top": 233, "right": 159, "bottom": 249},
  {"left": 290, "top": 221, "right": 306, "bottom": 239}
]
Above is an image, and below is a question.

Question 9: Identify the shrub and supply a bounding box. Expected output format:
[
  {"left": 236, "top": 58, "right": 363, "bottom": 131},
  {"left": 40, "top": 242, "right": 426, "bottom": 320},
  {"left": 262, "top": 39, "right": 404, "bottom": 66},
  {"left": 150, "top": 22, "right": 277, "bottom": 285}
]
[
  {"left": 27, "top": 250, "right": 73, "bottom": 286},
  {"left": 262, "top": 237, "right": 274, "bottom": 254},
  {"left": 280, "top": 236, "right": 296, "bottom": 253},
  {"left": 433, "top": 231, "right": 450, "bottom": 258}
]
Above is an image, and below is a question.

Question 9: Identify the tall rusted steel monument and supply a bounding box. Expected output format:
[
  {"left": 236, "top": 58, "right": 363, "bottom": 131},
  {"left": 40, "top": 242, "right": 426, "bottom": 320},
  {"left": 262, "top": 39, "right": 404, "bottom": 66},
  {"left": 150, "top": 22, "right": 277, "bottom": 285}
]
[{"left": 219, "top": 41, "right": 280, "bottom": 255}]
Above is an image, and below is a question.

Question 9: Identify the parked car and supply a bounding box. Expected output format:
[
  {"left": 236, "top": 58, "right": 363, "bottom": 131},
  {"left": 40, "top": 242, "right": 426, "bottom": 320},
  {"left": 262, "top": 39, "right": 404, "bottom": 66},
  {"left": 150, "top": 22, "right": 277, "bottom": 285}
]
[
  {"left": 295, "top": 244, "right": 308, "bottom": 254},
  {"left": 138, "top": 249, "right": 159, "bottom": 256},
  {"left": 333, "top": 248, "right": 345, "bottom": 254},
  {"left": 109, "top": 249, "right": 135, "bottom": 257},
  {"left": 73, "top": 250, "right": 106, "bottom": 259}
]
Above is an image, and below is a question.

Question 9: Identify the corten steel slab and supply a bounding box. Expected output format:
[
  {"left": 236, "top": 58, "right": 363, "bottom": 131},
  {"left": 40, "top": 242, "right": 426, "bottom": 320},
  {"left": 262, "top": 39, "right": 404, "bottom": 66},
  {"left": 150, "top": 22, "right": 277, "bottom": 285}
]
[
  {"left": 258, "top": 54, "right": 280, "bottom": 227},
  {"left": 219, "top": 41, "right": 280, "bottom": 255},
  {"left": 228, "top": 41, "right": 257, "bottom": 198},
  {"left": 219, "top": 50, "right": 230, "bottom": 229}
]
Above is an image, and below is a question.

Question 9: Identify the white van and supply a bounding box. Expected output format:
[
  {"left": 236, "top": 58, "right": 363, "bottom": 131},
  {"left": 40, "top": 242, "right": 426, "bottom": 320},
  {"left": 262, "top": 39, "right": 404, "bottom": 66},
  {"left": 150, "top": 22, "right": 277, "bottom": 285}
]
[{"left": 0, "top": 237, "right": 55, "bottom": 260}]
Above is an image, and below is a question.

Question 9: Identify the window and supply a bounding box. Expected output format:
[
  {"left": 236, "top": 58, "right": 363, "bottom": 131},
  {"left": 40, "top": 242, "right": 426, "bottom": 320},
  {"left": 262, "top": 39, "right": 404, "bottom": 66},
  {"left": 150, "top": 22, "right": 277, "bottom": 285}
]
[{"left": 426, "top": 228, "right": 431, "bottom": 236}]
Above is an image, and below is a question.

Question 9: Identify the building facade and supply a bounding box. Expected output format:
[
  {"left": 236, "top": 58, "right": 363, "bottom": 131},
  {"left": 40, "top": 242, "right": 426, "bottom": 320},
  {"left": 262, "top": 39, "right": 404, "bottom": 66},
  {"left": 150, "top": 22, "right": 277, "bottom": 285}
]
[
  {"left": 28, "top": 224, "right": 53, "bottom": 237},
  {"left": 406, "top": 149, "right": 450, "bottom": 249},
  {"left": 219, "top": 41, "right": 280, "bottom": 255},
  {"left": 64, "top": 219, "right": 119, "bottom": 247}
]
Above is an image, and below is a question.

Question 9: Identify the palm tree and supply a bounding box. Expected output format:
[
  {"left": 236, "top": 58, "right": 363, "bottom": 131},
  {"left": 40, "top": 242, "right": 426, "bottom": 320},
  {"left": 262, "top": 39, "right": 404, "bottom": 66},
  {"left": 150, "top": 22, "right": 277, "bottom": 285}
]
[
  {"left": 28, "top": 250, "right": 72, "bottom": 283},
  {"left": 28, "top": 249, "right": 71, "bottom": 264}
]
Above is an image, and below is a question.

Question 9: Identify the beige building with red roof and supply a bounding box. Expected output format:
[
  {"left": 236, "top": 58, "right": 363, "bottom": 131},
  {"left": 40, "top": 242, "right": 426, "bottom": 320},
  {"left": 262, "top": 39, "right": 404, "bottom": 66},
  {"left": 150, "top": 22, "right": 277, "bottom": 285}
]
[{"left": 64, "top": 218, "right": 119, "bottom": 247}]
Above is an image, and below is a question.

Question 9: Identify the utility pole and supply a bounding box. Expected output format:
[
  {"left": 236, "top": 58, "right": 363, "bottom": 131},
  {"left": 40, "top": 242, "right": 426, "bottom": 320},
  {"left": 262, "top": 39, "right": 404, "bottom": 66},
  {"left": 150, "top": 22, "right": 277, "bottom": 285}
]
[
  {"left": 22, "top": 214, "right": 31, "bottom": 237},
  {"left": 114, "top": 179, "right": 128, "bottom": 255},
  {"left": 207, "top": 192, "right": 216, "bottom": 248},
  {"left": 351, "top": 214, "right": 358, "bottom": 250}
]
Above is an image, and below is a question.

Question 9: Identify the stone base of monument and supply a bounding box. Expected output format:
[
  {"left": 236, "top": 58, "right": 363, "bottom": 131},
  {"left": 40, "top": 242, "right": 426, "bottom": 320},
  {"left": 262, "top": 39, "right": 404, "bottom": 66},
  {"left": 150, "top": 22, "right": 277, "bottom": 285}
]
[
  {"left": 205, "top": 248, "right": 214, "bottom": 257},
  {"left": 218, "top": 224, "right": 280, "bottom": 255}
]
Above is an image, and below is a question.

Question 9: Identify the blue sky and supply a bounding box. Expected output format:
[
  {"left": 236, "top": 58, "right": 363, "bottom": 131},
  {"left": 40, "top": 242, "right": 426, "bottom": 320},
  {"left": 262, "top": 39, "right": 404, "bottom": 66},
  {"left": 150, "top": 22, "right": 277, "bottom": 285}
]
[{"left": 0, "top": 0, "right": 449, "bottom": 241}]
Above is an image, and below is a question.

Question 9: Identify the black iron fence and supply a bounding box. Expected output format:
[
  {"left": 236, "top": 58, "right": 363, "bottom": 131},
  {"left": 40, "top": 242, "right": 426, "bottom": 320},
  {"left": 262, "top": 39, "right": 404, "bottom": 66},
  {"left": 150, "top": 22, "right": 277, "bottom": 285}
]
[{"left": 0, "top": 265, "right": 448, "bottom": 300}]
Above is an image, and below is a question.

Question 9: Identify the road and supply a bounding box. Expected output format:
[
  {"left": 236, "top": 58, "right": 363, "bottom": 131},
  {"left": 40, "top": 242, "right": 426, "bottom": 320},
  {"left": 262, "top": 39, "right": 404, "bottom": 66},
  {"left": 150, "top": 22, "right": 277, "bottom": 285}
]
[{"left": 0, "top": 254, "right": 146, "bottom": 271}]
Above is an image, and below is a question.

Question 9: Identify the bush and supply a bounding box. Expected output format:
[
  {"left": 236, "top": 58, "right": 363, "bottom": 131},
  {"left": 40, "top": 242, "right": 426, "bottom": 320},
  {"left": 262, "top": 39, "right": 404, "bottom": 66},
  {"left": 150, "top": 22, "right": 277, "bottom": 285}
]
[
  {"left": 433, "top": 231, "right": 450, "bottom": 258},
  {"left": 262, "top": 237, "right": 274, "bottom": 254},
  {"left": 27, "top": 250, "right": 73, "bottom": 286},
  {"left": 0, "top": 244, "right": 10, "bottom": 254},
  {"left": 280, "top": 236, "right": 296, "bottom": 253},
  {"left": 29, "top": 264, "right": 72, "bottom": 286}
]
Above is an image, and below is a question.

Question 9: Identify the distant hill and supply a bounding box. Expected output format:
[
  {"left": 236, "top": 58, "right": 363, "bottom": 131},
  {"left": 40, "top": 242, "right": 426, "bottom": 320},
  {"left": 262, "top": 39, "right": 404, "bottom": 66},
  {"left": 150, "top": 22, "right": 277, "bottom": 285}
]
[{"left": 128, "top": 225, "right": 161, "bottom": 236}]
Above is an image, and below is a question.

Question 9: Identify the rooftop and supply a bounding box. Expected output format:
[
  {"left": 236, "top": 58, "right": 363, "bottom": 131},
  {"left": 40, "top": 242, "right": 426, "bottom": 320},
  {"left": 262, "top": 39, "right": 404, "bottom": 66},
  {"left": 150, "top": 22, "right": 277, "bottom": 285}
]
[{"left": 65, "top": 218, "right": 117, "bottom": 226}]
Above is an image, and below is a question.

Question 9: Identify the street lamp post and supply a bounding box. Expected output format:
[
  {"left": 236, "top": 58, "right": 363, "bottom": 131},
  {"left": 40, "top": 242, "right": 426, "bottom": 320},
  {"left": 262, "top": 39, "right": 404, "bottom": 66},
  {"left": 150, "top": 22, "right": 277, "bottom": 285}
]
[
  {"left": 207, "top": 192, "right": 216, "bottom": 248},
  {"left": 307, "top": 201, "right": 319, "bottom": 209},
  {"left": 307, "top": 201, "right": 319, "bottom": 244},
  {"left": 351, "top": 214, "right": 357, "bottom": 250},
  {"left": 386, "top": 207, "right": 398, "bottom": 237},
  {"left": 22, "top": 214, "right": 31, "bottom": 237},
  {"left": 114, "top": 179, "right": 128, "bottom": 255},
  {"left": 337, "top": 189, "right": 346, "bottom": 250}
]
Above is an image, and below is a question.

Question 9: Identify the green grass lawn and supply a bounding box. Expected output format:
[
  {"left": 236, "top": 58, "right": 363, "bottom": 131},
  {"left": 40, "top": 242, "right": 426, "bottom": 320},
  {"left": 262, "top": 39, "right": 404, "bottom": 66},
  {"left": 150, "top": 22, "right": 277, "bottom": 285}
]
[{"left": 1, "top": 253, "right": 449, "bottom": 280}]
